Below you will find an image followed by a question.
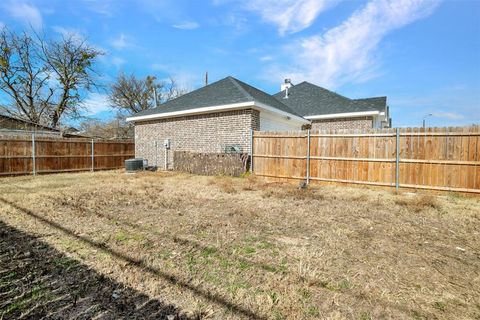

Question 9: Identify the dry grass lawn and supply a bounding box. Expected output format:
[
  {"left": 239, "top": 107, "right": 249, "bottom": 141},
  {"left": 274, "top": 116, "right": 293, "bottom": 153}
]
[{"left": 0, "top": 170, "right": 479, "bottom": 319}]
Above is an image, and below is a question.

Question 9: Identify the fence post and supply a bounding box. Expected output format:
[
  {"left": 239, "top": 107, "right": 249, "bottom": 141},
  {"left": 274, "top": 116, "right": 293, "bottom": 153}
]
[
  {"left": 31, "top": 132, "right": 36, "bottom": 176},
  {"left": 91, "top": 139, "right": 94, "bottom": 172},
  {"left": 306, "top": 129, "right": 310, "bottom": 184},
  {"left": 250, "top": 129, "right": 254, "bottom": 172},
  {"left": 395, "top": 128, "right": 400, "bottom": 190}
]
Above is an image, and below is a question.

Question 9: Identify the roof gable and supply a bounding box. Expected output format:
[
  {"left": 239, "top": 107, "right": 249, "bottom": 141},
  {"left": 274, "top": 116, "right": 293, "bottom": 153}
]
[
  {"left": 130, "top": 76, "right": 302, "bottom": 119},
  {"left": 231, "top": 78, "right": 302, "bottom": 117}
]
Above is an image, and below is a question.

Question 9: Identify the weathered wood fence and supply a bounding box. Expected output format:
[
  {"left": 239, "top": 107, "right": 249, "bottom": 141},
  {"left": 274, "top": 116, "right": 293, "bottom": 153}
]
[
  {"left": 0, "top": 134, "right": 134, "bottom": 176},
  {"left": 252, "top": 126, "right": 480, "bottom": 194}
]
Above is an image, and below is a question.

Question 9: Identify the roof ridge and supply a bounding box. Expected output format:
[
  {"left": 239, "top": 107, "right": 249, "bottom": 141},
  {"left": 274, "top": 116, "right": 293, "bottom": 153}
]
[
  {"left": 299, "top": 82, "right": 352, "bottom": 101},
  {"left": 353, "top": 96, "right": 387, "bottom": 101},
  {"left": 233, "top": 77, "right": 304, "bottom": 117},
  {"left": 139, "top": 76, "right": 240, "bottom": 113},
  {"left": 227, "top": 77, "right": 254, "bottom": 102}
]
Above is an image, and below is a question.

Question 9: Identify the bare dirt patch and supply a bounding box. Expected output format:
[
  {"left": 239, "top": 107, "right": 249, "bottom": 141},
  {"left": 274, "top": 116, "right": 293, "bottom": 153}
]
[{"left": 1, "top": 171, "right": 479, "bottom": 319}]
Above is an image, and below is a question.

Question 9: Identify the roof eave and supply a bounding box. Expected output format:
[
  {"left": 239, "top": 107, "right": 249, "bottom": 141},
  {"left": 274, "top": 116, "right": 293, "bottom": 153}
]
[
  {"left": 305, "top": 110, "right": 380, "bottom": 120},
  {"left": 254, "top": 102, "right": 310, "bottom": 124},
  {"left": 126, "top": 101, "right": 310, "bottom": 124}
]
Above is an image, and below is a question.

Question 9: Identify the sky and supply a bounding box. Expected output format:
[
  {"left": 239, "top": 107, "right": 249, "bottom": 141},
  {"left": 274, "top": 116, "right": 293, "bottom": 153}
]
[{"left": 0, "top": 0, "right": 479, "bottom": 127}]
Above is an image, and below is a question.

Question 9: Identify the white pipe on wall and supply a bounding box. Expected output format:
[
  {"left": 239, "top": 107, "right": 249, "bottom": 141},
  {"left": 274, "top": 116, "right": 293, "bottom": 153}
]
[{"left": 164, "top": 147, "right": 168, "bottom": 170}]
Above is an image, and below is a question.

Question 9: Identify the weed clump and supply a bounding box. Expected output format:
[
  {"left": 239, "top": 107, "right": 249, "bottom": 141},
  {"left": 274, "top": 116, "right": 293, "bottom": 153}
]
[
  {"left": 241, "top": 174, "right": 259, "bottom": 191},
  {"left": 262, "top": 185, "right": 322, "bottom": 201},
  {"left": 394, "top": 194, "right": 439, "bottom": 212},
  {"left": 209, "top": 176, "right": 237, "bottom": 194}
]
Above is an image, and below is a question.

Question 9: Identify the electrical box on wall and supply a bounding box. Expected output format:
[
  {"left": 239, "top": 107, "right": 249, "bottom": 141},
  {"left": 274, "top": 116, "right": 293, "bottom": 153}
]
[{"left": 164, "top": 139, "right": 170, "bottom": 149}]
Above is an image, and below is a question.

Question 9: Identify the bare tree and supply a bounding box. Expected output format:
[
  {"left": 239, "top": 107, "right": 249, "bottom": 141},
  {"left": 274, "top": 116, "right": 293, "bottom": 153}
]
[
  {"left": 0, "top": 27, "right": 102, "bottom": 128},
  {"left": 79, "top": 116, "right": 133, "bottom": 139},
  {"left": 109, "top": 73, "right": 186, "bottom": 116}
]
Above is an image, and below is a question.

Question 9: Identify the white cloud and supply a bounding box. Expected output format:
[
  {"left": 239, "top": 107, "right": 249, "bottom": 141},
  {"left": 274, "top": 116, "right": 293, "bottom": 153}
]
[
  {"left": 3, "top": 2, "right": 43, "bottom": 29},
  {"left": 268, "top": 0, "right": 440, "bottom": 88},
  {"left": 52, "top": 26, "right": 85, "bottom": 42},
  {"left": 81, "top": 0, "right": 117, "bottom": 16},
  {"left": 388, "top": 84, "right": 479, "bottom": 126},
  {"left": 173, "top": 21, "right": 200, "bottom": 30},
  {"left": 111, "top": 56, "right": 126, "bottom": 67},
  {"left": 151, "top": 64, "right": 170, "bottom": 72},
  {"left": 81, "top": 93, "right": 111, "bottom": 115},
  {"left": 110, "top": 33, "right": 132, "bottom": 50},
  {"left": 260, "top": 55, "right": 273, "bottom": 62},
  {"left": 152, "top": 64, "right": 198, "bottom": 90},
  {"left": 245, "top": 0, "right": 339, "bottom": 35},
  {"left": 432, "top": 112, "right": 465, "bottom": 120}
]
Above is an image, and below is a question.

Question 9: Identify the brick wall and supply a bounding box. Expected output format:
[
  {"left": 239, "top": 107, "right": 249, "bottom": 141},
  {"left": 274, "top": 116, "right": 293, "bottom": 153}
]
[
  {"left": 311, "top": 117, "right": 373, "bottom": 131},
  {"left": 134, "top": 109, "right": 260, "bottom": 169}
]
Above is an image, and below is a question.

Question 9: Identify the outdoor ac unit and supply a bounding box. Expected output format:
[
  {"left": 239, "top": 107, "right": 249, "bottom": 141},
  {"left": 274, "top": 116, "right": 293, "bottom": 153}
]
[{"left": 225, "top": 145, "right": 242, "bottom": 154}]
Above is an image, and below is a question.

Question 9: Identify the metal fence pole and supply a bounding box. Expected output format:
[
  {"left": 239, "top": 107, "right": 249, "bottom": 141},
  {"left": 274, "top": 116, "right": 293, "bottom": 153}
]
[
  {"left": 31, "top": 132, "right": 36, "bottom": 176},
  {"left": 395, "top": 128, "right": 400, "bottom": 190},
  {"left": 250, "top": 129, "right": 254, "bottom": 172},
  {"left": 91, "top": 139, "right": 94, "bottom": 172},
  {"left": 306, "top": 129, "right": 311, "bottom": 184}
]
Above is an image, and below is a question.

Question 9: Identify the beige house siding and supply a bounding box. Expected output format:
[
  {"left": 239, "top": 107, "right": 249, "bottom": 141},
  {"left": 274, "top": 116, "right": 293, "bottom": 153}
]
[
  {"left": 311, "top": 116, "right": 374, "bottom": 131},
  {"left": 134, "top": 109, "right": 260, "bottom": 169}
]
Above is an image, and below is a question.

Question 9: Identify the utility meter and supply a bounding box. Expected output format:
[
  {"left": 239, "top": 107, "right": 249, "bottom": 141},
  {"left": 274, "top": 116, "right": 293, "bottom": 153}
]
[{"left": 163, "top": 139, "right": 171, "bottom": 149}]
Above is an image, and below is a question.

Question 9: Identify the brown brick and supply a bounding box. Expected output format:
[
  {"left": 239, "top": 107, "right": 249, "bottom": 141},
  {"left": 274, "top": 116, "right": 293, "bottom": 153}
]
[
  {"left": 134, "top": 109, "right": 259, "bottom": 169},
  {"left": 311, "top": 117, "right": 373, "bottom": 131}
]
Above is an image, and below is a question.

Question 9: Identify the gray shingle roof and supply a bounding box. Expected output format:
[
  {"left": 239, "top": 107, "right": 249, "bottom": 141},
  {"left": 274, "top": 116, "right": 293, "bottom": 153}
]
[
  {"left": 131, "top": 76, "right": 302, "bottom": 118},
  {"left": 232, "top": 78, "right": 302, "bottom": 117},
  {"left": 273, "top": 82, "right": 386, "bottom": 117},
  {"left": 352, "top": 97, "right": 387, "bottom": 112}
]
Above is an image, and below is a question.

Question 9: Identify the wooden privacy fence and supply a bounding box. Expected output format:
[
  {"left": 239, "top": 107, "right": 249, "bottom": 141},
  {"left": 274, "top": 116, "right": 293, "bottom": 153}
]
[
  {"left": 0, "top": 134, "right": 134, "bottom": 176},
  {"left": 251, "top": 126, "right": 480, "bottom": 194}
]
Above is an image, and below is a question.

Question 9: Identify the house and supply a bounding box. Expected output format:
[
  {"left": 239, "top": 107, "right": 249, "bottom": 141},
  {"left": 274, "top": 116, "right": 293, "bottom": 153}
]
[
  {"left": 0, "top": 113, "right": 84, "bottom": 137},
  {"left": 273, "top": 79, "right": 390, "bottom": 130},
  {"left": 0, "top": 114, "right": 60, "bottom": 132},
  {"left": 127, "top": 76, "right": 390, "bottom": 169}
]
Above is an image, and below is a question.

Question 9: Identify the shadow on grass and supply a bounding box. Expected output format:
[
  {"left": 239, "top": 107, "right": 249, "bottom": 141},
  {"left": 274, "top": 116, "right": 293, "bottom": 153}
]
[
  {"left": 44, "top": 194, "right": 285, "bottom": 276},
  {"left": 0, "top": 197, "right": 266, "bottom": 320},
  {"left": 0, "top": 220, "right": 189, "bottom": 319}
]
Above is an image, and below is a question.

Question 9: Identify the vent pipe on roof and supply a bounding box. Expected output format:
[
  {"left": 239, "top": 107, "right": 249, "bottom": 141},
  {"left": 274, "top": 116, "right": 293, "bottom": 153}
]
[
  {"left": 281, "top": 78, "right": 293, "bottom": 99},
  {"left": 281, "top": 78, "right": 293, "bottom": 90}
]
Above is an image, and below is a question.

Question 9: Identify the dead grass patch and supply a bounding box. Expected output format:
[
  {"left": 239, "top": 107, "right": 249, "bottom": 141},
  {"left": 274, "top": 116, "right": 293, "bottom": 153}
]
[
  {"left": 208, "top": 176, "right": 238, "bottom": 194},
  {"left": 241, "top": 174, "right": 259, "bottom": 191},
  {"left": 394, "top": 193, "right": 440, "bottom": 212},
  {"left": 0, "top": 170, "right": 479, "bottom": 320},
  {"left": 261, "top": 185, "right": 323, "bottom": 201}
]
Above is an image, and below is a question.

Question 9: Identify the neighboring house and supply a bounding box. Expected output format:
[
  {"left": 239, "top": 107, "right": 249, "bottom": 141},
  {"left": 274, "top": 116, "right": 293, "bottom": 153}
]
[
  {"left": 0, "top": 113, "right": 84, "bottom": 137},
  {"left": 0, "top": 114, "right": 59, "bottom": 132},
  {"left": 127, "top": 76, "right": 390, "bottom": 168}
]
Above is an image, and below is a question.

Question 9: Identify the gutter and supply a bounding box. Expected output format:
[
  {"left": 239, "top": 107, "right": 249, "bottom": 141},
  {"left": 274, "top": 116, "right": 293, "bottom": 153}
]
[
  {"left": 304, "top": 110, "right": 380, "bottom": 120},
  {"left": 126, "top": 101, "right": 310, "bottom": 124}
]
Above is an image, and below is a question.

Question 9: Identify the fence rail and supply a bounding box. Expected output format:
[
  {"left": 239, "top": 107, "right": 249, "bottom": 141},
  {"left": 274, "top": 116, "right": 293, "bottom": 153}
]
[
  {"left": 252, "top": 126, "right": 480, "bottom": 194},
  {"left": 0, "top": 134, "right": 134, "bottom": 176}
]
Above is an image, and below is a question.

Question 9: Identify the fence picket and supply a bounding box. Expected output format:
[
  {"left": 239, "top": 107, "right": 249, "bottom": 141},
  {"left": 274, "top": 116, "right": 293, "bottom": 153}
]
[
  {"left": 252, "top": 126, "right": 480, "bottom": 194},
  {"left": 0, "top": 135, "right": 134, "bottom": 176}
]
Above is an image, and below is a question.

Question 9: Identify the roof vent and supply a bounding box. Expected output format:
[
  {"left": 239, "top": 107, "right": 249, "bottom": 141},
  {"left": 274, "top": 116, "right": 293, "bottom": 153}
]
[
  {"left": 281, "top": 78, "right": 293, "bottom": 91},
  {"left": 281, "top": 79, "right": 293, "bottom": 99}
]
